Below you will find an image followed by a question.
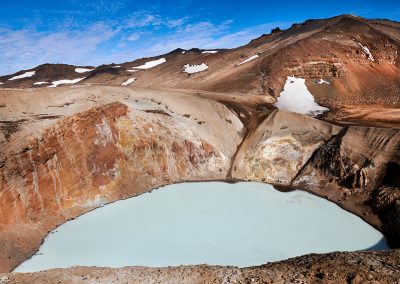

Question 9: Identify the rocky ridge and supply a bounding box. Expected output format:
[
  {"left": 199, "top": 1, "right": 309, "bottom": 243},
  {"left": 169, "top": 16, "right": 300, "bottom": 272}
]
[{"left": 1, "top": 15, "right": 400, "bottom": 126}]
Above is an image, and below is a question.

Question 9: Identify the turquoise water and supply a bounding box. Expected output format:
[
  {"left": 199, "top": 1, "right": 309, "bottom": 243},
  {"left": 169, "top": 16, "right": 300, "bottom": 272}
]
[{"left": 15, "top": 182, "right": 387, "bottom": 272}]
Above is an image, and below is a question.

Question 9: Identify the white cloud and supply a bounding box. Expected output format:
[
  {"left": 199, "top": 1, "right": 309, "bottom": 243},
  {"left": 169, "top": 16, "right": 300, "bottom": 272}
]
[
  {"left": 0, "top": 23, "right": 116, "bottom": 75},
  {"left": 127, "top": 32, "right": 142, "bottom": 41},
  {"left": 166, "top": 17, "right": 189, "bottom": 28},
  {"left": 0, "top": 9, "right": 290, "bottom": 76},
  {"left": 124, "top": 12, "right": 161, "bottom": 28}
]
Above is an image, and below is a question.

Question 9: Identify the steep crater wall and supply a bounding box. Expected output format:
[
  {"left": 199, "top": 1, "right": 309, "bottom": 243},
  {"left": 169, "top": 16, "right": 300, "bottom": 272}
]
[
  {"left": 0, "top": 99, "right": 243, "bottom": 272},
  {"left": 231, "top": 110, "right": 400, "bottom": 246}
]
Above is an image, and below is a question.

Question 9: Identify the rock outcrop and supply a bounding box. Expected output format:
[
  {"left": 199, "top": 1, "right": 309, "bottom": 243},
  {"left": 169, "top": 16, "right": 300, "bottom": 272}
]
[{"left": 231, "top": 109, "right": 400, "bottom": 241}]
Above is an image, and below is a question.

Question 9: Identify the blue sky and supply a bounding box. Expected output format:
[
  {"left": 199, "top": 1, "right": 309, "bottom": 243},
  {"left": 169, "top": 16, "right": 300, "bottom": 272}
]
[{"left": 0, "top": 0, "right": 399, "bottom": 75}]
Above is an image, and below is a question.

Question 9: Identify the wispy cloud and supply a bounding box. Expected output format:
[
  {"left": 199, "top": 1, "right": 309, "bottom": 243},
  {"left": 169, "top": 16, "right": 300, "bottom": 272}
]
[
  {"left": 0, "top": 9, "right": 289, "bottom": 76},
  {"left": 0, "top": 23, "right": 116, "bottom": 74}
]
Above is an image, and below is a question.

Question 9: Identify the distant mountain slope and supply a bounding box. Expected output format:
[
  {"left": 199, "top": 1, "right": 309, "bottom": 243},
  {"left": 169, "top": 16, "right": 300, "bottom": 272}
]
[{"left": 1, "top": 14, "right": 399, "bottom": 110}]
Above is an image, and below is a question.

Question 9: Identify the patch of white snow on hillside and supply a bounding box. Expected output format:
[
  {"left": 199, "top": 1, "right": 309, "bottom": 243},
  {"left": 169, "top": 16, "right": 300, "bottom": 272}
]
[
  {"left": 238, "top": 55, "right": 259, "bottom": 66},
  {"left": 9, "top": 71, "right": 36, "bottom": 80},
  {"left": 113, "top": 65, "right": 122, "bottom": 68},
  {"left": 133, "top": 58, "right": 166, "bottom": 69},
  {"left": 182, "top": 50, "right": 186, "bottom": 54},
  {"left": 75, "top": 68, "right": 94, "bottom": 73},
  {"left": 34, "top": 81, "right": 49, "bottom": 85},
  {"left": 202, "top": 50, "right": 218, "bottom": 54},
  {"left": 0, "top": 82, "right": 3, "bottom": 85},
  {"left": 357, "top": 42, "right": 374, "bottom": 61},
  {"left": 317, "top": 79, "right": 330, "bottom": 85},
  {"left": 127, "top": 69, "right": 138, "bottom": 72},
  {"left": 48, "top": 77, "right": 86, "bottom": 88},
  {"left": 274, "top": 76, "right": 329, "bottom": 117},
  {"left": 182, "top": 63, "right": 208, "bottom": 74},
  {"left": 121, "top": 78, "right": 136, "bottom": 86}
]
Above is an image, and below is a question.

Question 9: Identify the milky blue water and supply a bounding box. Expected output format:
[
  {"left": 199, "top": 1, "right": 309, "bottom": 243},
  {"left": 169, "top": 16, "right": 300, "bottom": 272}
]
[{"left": 15, "top": 182, "right": 387, "bottom": 272}]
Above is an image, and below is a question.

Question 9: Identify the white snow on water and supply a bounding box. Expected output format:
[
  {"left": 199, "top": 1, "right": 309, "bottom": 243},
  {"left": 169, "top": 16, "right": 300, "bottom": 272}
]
[
  {"left": 182, "top": 63, "right": 208, "bottom": 74},
  {"left": 48, "top": 77, "right": 86, "bottom": 88},
  {"left": 33, "top": 82, "right": 49, "bottom": 85},
  {"left": 75, "top": 68, "right": 94, "bottom": 73},
  {"left": 14, "top": 182, "right": 387, "bottom": 272},
  {"left": 121, "top": 78, "right": 136, "bottom": 86},
  {"left": 317, "top": 78, "right": 330, "bottom": 85},
  {"left": 202, "top": 50, "right": 218, "bottom": 54},
  {"left": 238, "top": 54, "right": 259, "bottom": 65},
  {"left": 357, "top": 42, "right": 374, "bottom": 61},
  {"left": 9, "top": 71, "right": 36, "bottom": 80},
  {"left": 274, "top": 76, "right": 329, "bottom": 116},
  {"left": 133, "top": 58, "right": 166, "bottom": 69}
]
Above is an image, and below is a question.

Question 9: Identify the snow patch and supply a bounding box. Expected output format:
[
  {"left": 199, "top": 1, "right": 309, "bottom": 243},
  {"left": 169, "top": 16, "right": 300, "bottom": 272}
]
[
  {"left": 127, "top": 69, "right": 138, "bottom": 72},
  {"left": 75, "top": 68, "right": 94, "bottom": 73},
  {"left": 357, "top": 42, "right": 374, "bottom": 61},
  {"left": 0, "top": 82, "right": 3, "bottom": 85},
  {"left": 238, "top": 55, "right": 259, "bottom": 65},
  {"left": 274, "top": 76, "right": 329, "bottom": 117},
  {"left": 48, "top": 77, "right": 86, "bottom": 88},
  {"left": 133, "top": 58, "right": 166, "bottom": 69},
  {"left": 182, "top": 63, "right": 208, "bottom": 74},
  {"left": 317, "top": 79, "right": 330, "bottom": 85},
  {"left": 113, "top": 65, "right": 122, "bottom": 68},
  {"left": 182, "top": 50, "right": 186, "bottom": 54},
  {"left": 9, "top": 71, "right": 36, "bottom": 80},
  {"left": 202, "top": 50, "right": 218, "bottom": 54},
  {"left": 34, "top": 81, "right": 49, "bottom": 85},
  {"left": 121, "top": 78, "right": 136, "bottom": 86}
]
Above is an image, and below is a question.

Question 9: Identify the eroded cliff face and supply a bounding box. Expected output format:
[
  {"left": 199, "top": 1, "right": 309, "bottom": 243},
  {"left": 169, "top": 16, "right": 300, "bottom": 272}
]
[
  {"left": 231, "top": 110, "right": 400, "bottom": 241},
  {"left": 0, "top": 87, "right": 244, "bottom": 272},
  {"left": 0, "top": 85, "right": 399, "bottom": 274},
  {"left": 231, "top": 111, "right": 341, "bottom": 184}
]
